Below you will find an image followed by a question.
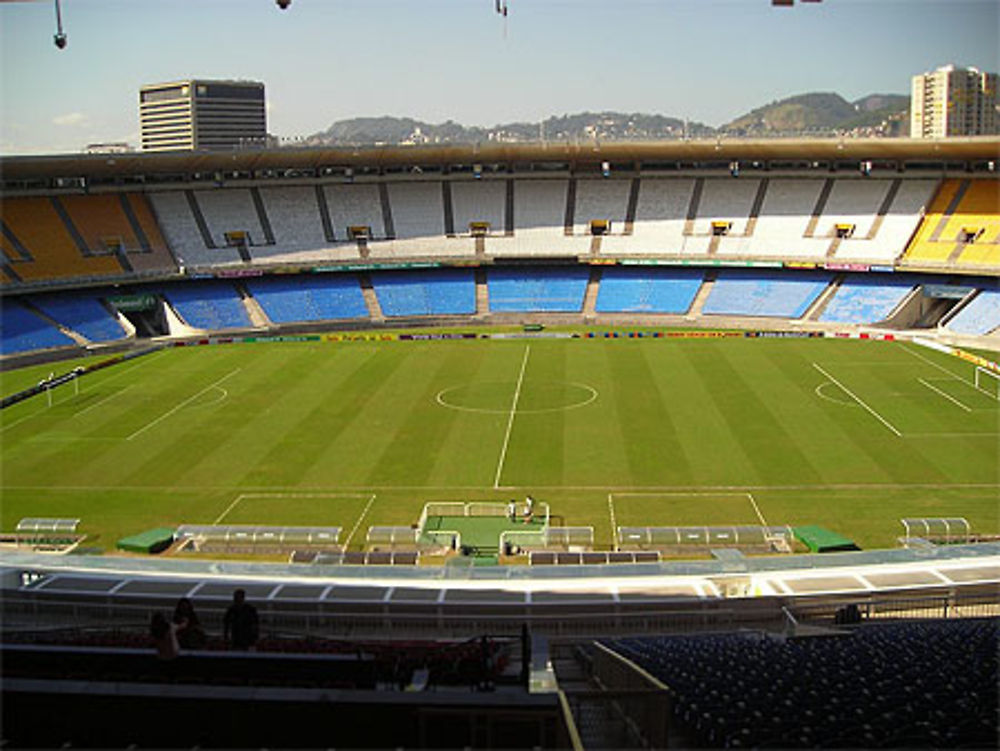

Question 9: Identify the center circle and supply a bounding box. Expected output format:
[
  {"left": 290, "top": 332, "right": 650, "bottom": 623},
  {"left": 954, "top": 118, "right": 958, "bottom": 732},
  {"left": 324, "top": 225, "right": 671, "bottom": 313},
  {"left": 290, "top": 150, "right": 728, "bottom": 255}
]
[{"left": 436, "top": 381, "right": 598, "bottom": 414}]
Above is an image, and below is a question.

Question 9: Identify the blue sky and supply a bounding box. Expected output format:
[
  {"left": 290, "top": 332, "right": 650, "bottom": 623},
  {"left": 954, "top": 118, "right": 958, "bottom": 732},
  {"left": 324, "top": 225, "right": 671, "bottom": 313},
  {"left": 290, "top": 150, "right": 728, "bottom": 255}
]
[{"left": 1, "top": 0, "right": 997, "bottom": 154}]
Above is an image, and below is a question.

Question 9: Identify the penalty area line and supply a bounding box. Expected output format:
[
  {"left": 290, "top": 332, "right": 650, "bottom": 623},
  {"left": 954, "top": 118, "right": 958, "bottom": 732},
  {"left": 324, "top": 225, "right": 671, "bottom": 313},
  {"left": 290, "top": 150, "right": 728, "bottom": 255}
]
[
  {"left": 343, "top": 494, "right": 377, "bottom": 550},
  {"left": 812, "top": 362, "right": 901, "bottom": 437},
  {"left": 918, "top": 378, "right": 971, "bottom": 412},
  {"left": 127, "top": 368, "right": 241, "bottom": 441}
]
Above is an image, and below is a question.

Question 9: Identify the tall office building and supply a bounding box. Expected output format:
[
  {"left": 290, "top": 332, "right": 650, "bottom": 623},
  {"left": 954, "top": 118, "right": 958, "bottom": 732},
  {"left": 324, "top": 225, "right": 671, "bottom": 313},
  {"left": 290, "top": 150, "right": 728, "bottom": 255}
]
[
  {"left": 139, "top": 80, "right": 266, "bottom": 152},
  {"left": 910, "top": 65, "right": 998, "bottom": 138}
]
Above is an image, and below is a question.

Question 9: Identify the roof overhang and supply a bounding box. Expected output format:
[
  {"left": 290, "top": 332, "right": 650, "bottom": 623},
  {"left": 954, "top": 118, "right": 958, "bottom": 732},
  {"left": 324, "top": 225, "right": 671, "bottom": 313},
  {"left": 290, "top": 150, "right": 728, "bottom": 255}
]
[{"left": 2, "top": 137, "right": 998, "bottom": 182}]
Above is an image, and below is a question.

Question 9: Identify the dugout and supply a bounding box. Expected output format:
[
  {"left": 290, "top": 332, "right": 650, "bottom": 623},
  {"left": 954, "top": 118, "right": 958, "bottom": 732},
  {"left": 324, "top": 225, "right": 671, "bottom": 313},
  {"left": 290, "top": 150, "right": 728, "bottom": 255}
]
[{"left": 792, "top": 525, "right": 859, "bottom": 553}]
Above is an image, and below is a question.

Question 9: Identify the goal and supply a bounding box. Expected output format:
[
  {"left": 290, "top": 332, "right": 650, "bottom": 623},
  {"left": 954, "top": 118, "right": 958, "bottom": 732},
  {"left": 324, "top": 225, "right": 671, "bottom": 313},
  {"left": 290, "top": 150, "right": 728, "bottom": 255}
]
[{"left": 974, "top": 366, "right": 1000, "bottom": 399}]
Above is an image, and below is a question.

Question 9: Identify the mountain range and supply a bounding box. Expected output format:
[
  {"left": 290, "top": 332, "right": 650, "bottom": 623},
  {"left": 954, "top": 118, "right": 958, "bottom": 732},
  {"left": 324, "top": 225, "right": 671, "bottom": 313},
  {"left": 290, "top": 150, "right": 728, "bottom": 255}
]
[{"left": 296, "top": 91, "right": 910, "bottom": 147}]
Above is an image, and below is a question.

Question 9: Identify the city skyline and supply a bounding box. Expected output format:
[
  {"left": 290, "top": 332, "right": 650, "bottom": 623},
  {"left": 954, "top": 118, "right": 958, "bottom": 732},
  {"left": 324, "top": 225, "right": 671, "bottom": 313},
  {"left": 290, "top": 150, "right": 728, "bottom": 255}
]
[{"left": 1, "top": 0, "right": 998, "bottom": 155}]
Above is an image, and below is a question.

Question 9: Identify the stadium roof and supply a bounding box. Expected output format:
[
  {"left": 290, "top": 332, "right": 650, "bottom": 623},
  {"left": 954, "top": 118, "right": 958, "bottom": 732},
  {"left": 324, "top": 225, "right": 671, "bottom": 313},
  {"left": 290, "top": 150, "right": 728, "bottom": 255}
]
[{"left": 2, "top": 137, "right": 997, "bottom": 182}]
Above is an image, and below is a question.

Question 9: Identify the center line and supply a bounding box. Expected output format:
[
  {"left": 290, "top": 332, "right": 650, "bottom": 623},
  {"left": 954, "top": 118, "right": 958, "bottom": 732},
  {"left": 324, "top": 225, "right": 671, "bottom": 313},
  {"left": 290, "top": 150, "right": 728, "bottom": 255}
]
[
  {"left": 812, "top": 362, "right": 901, "bottom": 437},
  {"left": 494, "top": 345, "right": 531, "bottom": 489}
]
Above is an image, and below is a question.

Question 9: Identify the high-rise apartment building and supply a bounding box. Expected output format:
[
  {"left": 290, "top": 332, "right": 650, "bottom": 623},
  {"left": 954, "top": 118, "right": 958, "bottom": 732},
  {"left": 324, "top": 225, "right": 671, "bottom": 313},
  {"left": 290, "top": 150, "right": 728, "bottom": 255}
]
[
  {"left": 139, "top": 80, "right": 266, "bottom": 152},
  {"left": 910, "top": 65, "right": 998, "bottom": 138}
]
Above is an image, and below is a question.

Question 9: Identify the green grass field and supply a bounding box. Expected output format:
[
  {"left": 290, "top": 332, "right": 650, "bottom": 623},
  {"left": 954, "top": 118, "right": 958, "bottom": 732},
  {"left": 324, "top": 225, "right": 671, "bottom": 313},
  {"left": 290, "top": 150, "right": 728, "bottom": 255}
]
[{"left": 1, "top": 334, "right": 998, "bottom": 553}]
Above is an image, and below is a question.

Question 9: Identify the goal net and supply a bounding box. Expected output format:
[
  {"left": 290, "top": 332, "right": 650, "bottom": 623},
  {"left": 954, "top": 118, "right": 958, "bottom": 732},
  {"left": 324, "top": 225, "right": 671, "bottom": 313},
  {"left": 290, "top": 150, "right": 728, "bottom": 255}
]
[{"left": 974, "top": 366, "right": 1000, "bottom": 400}]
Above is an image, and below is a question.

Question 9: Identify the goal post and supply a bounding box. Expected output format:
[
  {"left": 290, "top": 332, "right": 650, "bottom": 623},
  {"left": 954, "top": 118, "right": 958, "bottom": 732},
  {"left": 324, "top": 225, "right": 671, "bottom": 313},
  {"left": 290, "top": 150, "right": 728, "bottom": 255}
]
[
  {"left": 38, "top": 367, "right": 83, "bottom": 407},
  {"left": 974, "top": 366, "right": 1000, "bottom": 399}
]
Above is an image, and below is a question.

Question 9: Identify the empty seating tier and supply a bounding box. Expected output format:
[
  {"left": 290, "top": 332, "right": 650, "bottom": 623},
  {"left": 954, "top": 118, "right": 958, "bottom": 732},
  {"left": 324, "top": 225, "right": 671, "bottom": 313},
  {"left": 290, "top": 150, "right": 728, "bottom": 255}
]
[
  {"left": 148, "top": 192, "right": 245, "bottom": 267},
  {"left": 703, "top": 270, "right": 831, "bottom": 318},
  {"left": 245, "top": 274, "right": 368, "bottom": 323},
  {"left": 161, "top": 281, "right": 251, "bottom": 330},
  {"left": 905, "top": 179, "right": 1000, "bottom": 268},
  {"left": 817, "top": 275, "right": 919, "bottom": 324},
  {"left": 370, "top": 269, "right": 476, "bottom": 317},
  {"left": 511, "top": 180, "right": 570, "bottom": 256},
  {"left": 595, "top": 267, "right": 704, "bottom": 314},
  {"left": 0, "top": 299, "right": 75, "bottom": 354},
  {"left": 487, "top": 267, "right": 590, "bottom": 312},
  {"left": 605, "top": 619, "right": 998, "bottom": 749},
  {"left": 31, "top": 292, "right": 127, "bottom": 343},
  {"left": 946, "top": 288, "right": 1000, "bottom": 336},
  {"left": 0, "top": 197, "right": 125, "bottom": 282}
]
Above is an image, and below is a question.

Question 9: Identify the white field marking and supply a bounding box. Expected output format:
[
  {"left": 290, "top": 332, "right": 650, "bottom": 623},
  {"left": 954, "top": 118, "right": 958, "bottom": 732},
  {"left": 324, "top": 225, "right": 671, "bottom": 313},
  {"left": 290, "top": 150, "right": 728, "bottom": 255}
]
[
  {"left": 607, "top": 494, "right": 618, "bottom": 550},
  {"left": 814, "top": 381, "right": 855, "bottom": 406},
  {"left": 918, "top": 378, "right": 972, "bottom": 412},
  {"left": 900, "top": 343, "right": 968, "bottom": 381},
  {"left": 343, "top": 493, "right": 377, "bottom": 549},
  {"left": 746, "top": 492, "right": 768, "bottom": 527},
  {"left": 74, "top": 385, "right": 134, "bottom": 418},
  {"left": 610, "top": 491, "right": 769, "bottom": 527},
  {"left": 493, "top": 345, "right": 531, "bottom": 489},
  {"left": 812, "top": 362, "right": 901, "bottom": 437},
  {"left": 127, "top": 368, "right": 241, "bottom": 441},
  {"left": 436, "top": 381, "right": 597, "bottom": 415},
  {"left": 213, "top": 491, "right": 372, "bottom": 525},
  {"left": 0, "top": 408, "right": 47, "bottom": 433}
]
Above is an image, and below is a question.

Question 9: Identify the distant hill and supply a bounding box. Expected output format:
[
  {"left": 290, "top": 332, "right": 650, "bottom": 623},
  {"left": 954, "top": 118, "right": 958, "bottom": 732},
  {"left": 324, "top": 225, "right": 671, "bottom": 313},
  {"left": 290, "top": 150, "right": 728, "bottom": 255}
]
[
  {"left": 722, "top": 92, "right": 909, "bottom": 136},
  {"left": 302, "top": 111, "right": 714, "bottom": 146},
  {"left": 298, "top": 91, "right": 910, "bottom": 146}
]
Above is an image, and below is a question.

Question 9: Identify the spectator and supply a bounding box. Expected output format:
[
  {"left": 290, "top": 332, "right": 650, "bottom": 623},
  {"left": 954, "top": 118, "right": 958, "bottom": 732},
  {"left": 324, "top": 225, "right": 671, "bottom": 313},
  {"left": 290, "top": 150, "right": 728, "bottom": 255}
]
[
  {"left": 150, "top": 611, "right": 179, "bottom": 661},
  {"left": 223, "top": 588, "right": 259, "bottom": 651},
  {"left": 172, "top": 597, "right": 206, "bottom": 649}
]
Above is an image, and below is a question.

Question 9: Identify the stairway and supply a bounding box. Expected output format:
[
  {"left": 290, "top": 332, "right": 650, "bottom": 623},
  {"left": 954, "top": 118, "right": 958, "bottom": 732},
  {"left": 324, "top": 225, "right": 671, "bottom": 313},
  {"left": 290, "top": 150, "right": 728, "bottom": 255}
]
[{"left": 553, "top": 645, "right": 639, "bottom": 750}]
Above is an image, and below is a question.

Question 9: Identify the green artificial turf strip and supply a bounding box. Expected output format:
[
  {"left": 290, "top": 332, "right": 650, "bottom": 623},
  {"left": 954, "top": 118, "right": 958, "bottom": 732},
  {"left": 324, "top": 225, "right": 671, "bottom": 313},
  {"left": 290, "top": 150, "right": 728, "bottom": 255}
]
[{"left": 1, "top": 336, "right": 996, "bottom": 553}]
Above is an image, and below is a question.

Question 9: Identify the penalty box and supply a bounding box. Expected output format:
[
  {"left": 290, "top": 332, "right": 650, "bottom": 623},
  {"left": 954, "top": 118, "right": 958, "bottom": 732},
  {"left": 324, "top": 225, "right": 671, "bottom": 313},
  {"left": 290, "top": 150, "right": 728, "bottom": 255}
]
[{"left": 813, "top": 360, "right": 1000, "bottom": 437}]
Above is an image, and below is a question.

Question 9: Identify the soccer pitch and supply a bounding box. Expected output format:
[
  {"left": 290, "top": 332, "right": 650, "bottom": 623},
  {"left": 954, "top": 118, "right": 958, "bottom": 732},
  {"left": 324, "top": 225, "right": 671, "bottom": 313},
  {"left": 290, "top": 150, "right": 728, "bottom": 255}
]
[{"left": 1, "top": 334, "right": 997, "bottom": 553}]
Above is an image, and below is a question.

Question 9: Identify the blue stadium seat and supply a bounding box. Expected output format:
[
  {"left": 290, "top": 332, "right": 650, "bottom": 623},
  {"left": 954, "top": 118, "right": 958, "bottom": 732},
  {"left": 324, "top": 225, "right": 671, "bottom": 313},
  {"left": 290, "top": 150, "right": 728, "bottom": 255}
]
[
  {"left": 595, "top": 267, "right": 704, "bottom": 314},
  {"left": 818, "top": 276, "right": 919, "bottom": 324},
  {"left": 702, "top": 270, "right": 831, "bottom": 318},
  {"left": 32, "top": 293, "right": 127, "bottom": 343},
  {"left": 605, "top": 619, "right": 998, "bottom": 750},
  {"left": 488, "top": 267, "right": 590, "bottom": 312},
  {"left": 947, "top": 289, "right": 1000, "bottom": 336},
  {"left": 161, "top": 281, "right": 251, "bottom": 330},
  {"left": 246, "top": 274, "right": 369, "bottom": 323},
  {"left": 371, "top": 269, "right": 476, "bottom": 317},
  {"left": 0, "top": 299, "right": 76, "bottom": 355}
]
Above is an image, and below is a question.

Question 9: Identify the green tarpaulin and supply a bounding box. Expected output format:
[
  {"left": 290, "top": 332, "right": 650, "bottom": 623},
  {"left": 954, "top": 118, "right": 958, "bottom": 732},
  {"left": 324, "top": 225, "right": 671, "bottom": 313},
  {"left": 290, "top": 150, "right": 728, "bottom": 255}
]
[
  {"left": 793, "top": 525, "right": 859, "bottom": 553},
  {"left": 116, "top": 527, "right": 175, "bottom": 554}
]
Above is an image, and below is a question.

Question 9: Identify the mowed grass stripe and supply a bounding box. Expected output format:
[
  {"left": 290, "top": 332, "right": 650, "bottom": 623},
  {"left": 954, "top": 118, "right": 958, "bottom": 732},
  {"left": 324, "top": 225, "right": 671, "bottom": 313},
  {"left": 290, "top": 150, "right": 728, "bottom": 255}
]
[
  {"left": 679, "top": 341, "right": 816, "bottom": 485},
  {"left": 296, "top": 345, "right": 460, "bottom": 486},
  {"left": 364, "top": 343, "right": 493, "bottom": 486},
  {"left": 239, "top": 344, "right": 401, "bottom": 487},
  {"left": 606, "top": 342, "right": 691, "bottom": 485}
]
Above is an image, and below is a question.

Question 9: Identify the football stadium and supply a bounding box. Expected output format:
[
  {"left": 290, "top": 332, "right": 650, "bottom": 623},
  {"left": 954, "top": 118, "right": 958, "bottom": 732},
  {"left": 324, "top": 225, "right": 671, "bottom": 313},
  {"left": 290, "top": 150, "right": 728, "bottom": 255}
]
[
  {"left": 2, "top": 3, "right": 999, "bottom": 749},
  {"left": 2, "top": 135, "right": 998, "bottom": 749}
]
